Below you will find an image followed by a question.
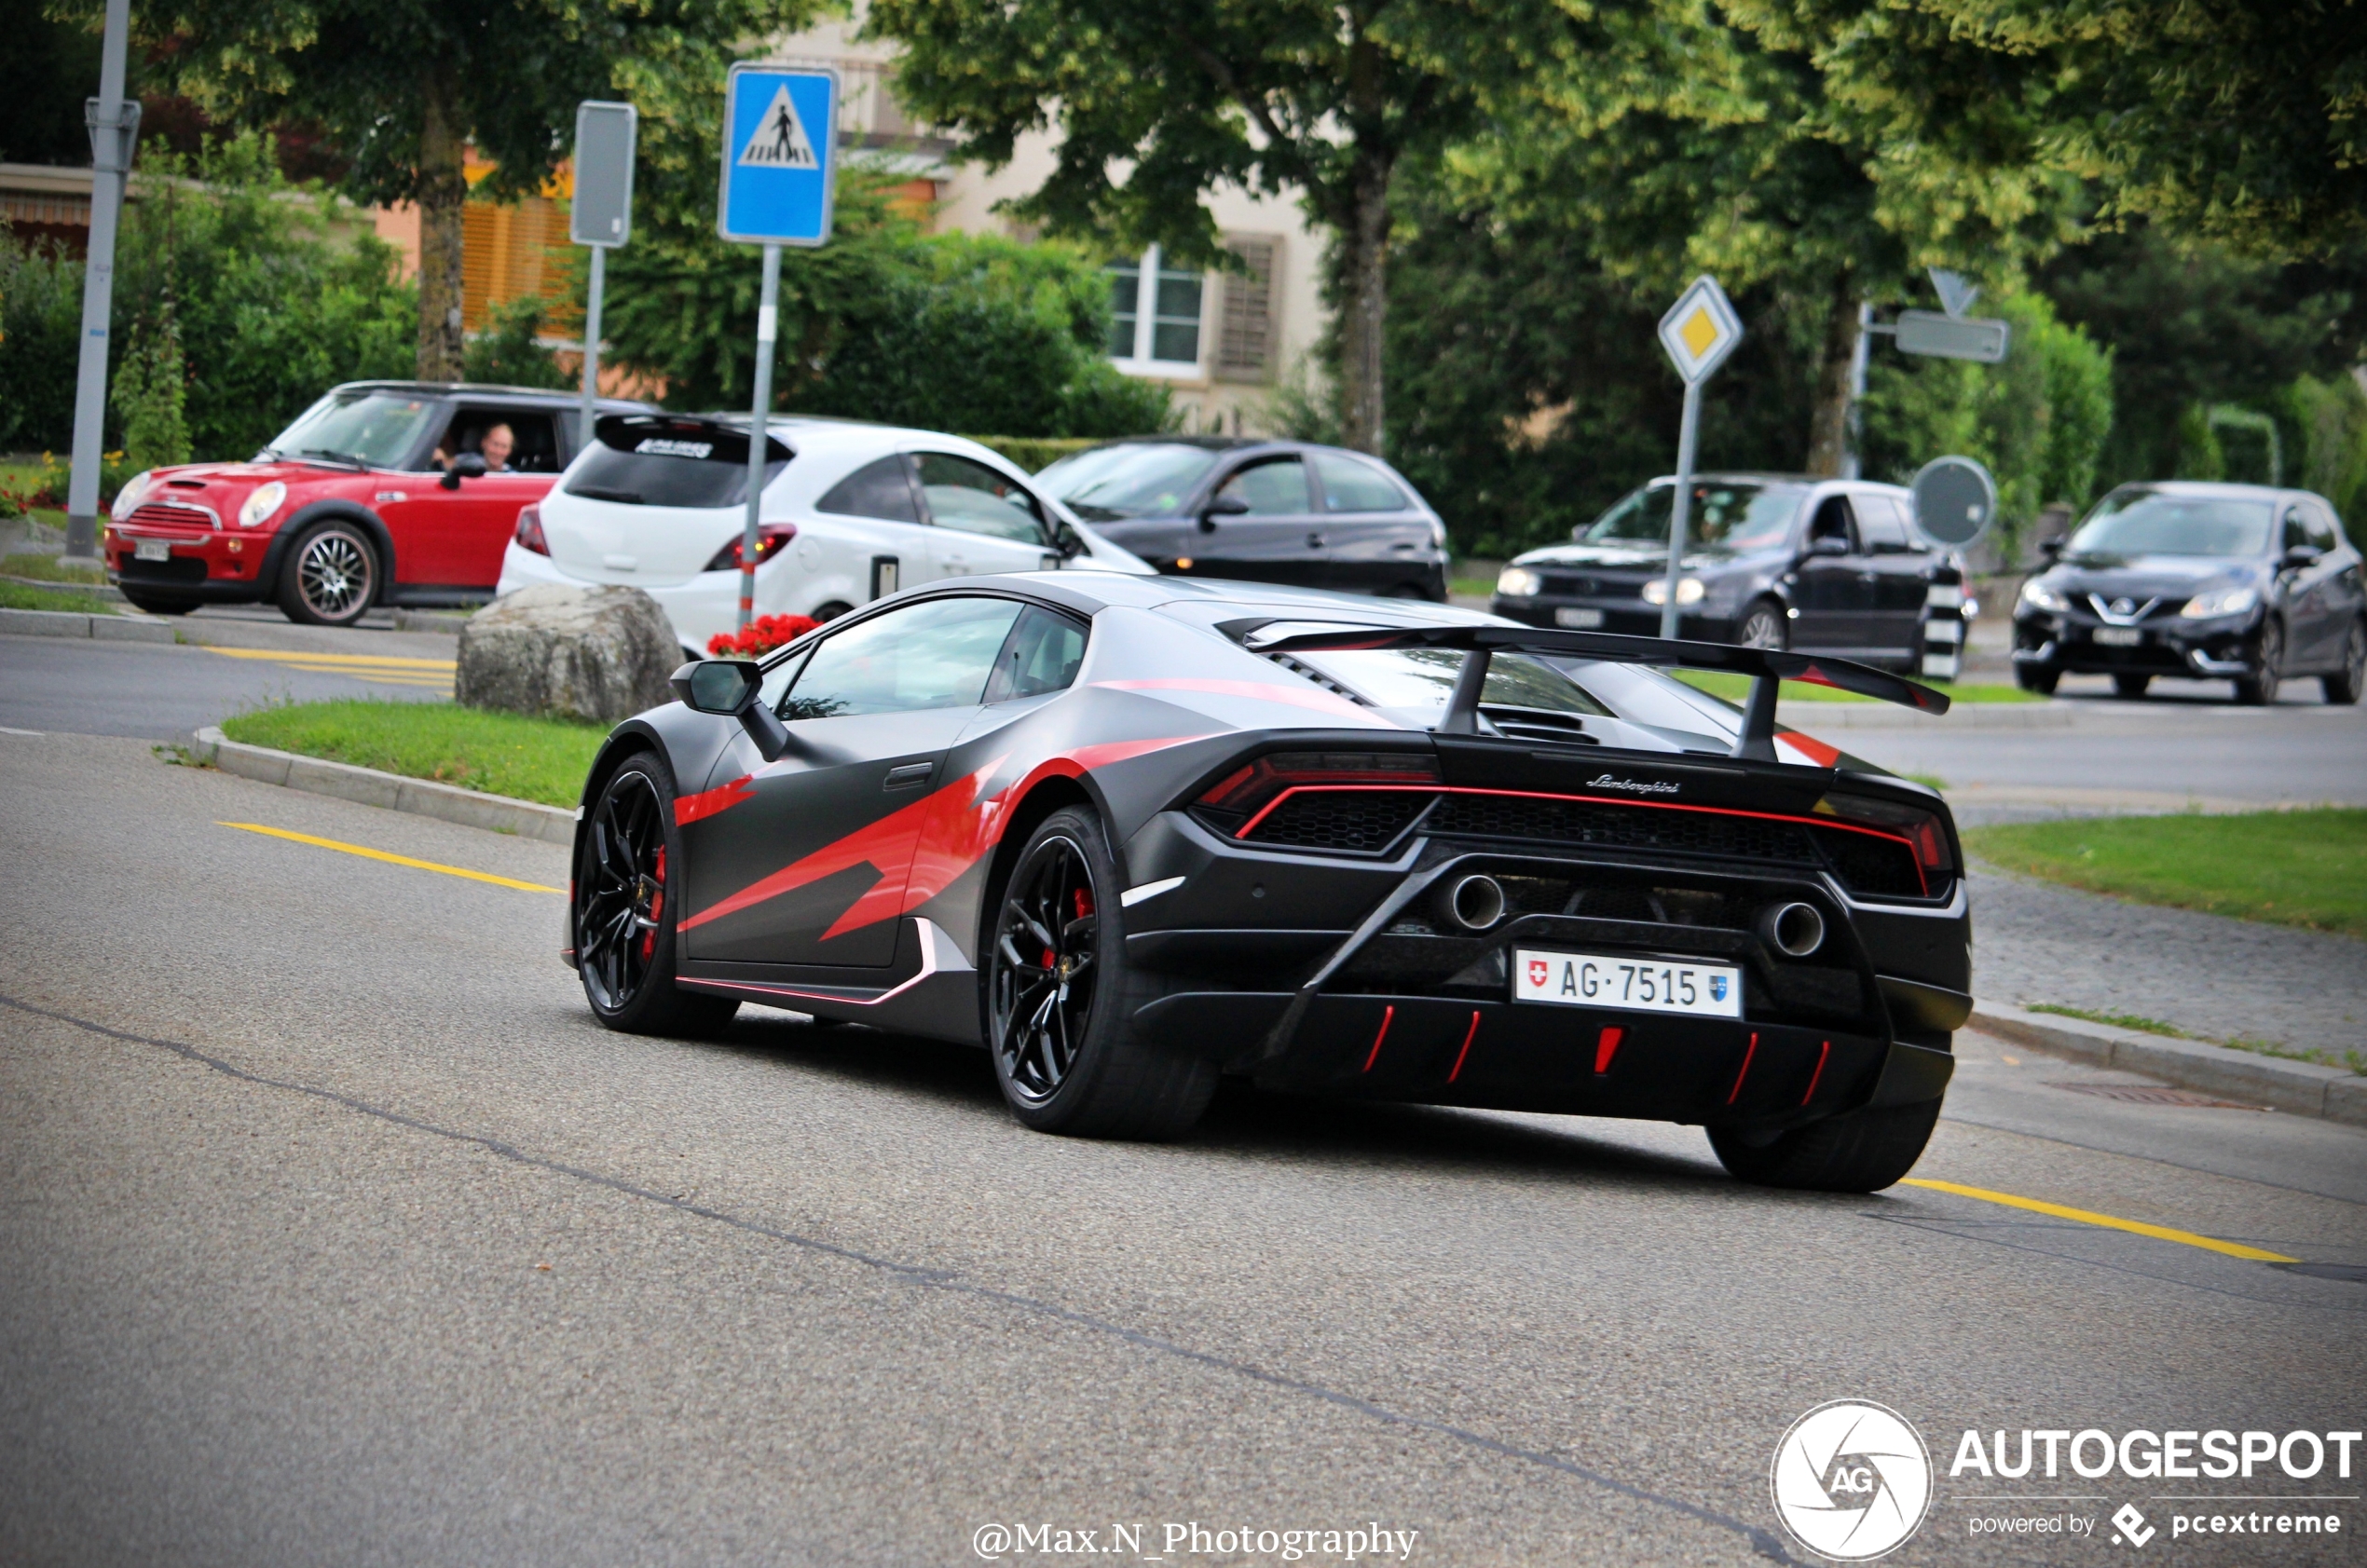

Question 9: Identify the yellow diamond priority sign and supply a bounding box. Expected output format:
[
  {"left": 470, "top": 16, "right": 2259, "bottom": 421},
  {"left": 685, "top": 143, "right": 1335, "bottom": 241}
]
[{"left": 1659, "top": 275, "right": 1744, "bottom": 385}]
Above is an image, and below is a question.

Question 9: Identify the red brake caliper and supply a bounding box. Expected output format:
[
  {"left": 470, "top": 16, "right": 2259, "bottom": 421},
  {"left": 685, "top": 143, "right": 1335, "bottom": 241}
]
[{"left": 641, "top": 844, "right": 665, "bottom": 963}]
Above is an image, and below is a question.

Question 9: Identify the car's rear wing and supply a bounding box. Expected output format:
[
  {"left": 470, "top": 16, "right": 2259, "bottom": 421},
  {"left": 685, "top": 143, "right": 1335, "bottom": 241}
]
[{"left": 1251, "top": 624, "right": 1950, "bottom": 762}]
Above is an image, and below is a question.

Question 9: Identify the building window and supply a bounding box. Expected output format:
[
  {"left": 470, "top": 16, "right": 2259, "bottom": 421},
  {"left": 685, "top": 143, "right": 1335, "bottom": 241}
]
[{"left": 1106, "top": 246, "right": 1205, "bottom": 375}]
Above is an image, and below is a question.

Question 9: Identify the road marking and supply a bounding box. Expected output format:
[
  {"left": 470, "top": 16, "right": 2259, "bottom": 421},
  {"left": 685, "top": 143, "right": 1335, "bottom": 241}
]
[
  {"left": 220, "top": 822, "right": 563, "bottom": 894},
  {"left": 203, "top": 647, "right": 458, "bottom": 690},
  {"left": 1901, "top": 1178, "right": 2299, "bottom": 1262}
]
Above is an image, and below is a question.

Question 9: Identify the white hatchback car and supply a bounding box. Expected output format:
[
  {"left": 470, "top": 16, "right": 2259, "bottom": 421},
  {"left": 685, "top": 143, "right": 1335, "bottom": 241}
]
[{"left": 497, "top": 414, "right": 1153, "bottom": 654}]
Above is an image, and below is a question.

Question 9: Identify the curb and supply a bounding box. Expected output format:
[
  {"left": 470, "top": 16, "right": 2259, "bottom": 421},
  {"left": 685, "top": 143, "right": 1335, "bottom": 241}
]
[
  {"left": 190, "top": 726, "right": 578, "bottom": 847},
  {"left": 0, "top": 607, "right": 173, "bottom": 643},
  {"left": 1970, "top": 1000, "right": 2365, "bottom": 1127},
  {"left": 0, "top": 573, "right": 123, "bottom": 601}
]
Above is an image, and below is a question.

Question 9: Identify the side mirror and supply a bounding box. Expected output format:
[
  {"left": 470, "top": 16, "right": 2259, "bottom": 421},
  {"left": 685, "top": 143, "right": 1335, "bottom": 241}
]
[
  {"left": 1054, "top": 524, "right": 1088, "bottom": 560},
  {"left": 1804, "top": 535, "right": 1851, "bottom": 558},
  {"left": 1199, "top": 493, "right": 1252, "bottom": 531},
  {"left": 670, "top": 659, "right": 789, "bottom": 760},
  {"left": 2283, "top": 543, "right": 2324, "bottom": 569},
  {"left": 2039, "top": 538, "right": 2063, "bottom": 560},
  {"left": 439, "top": 453, "right": 487, "bottom": 490}
]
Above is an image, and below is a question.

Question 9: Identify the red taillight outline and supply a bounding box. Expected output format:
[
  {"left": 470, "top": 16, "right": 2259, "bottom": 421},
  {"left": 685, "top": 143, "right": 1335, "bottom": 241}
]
[
  {"left": 1229, "top": 783, "right": 1930, "bottom": 896},
  {"left": 704, "top": 522, "right": 799, "bottom": 573},
  {"left": 514, "top": 504, "right": 550, "bottom": 556}
]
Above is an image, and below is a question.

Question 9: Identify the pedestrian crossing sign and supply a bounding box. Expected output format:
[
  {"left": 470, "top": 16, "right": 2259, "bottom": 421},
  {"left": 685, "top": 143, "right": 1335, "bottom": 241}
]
[
  {"left": 1658, "top": 274, "right": 1744, "bottom": 385},
  {"left": 718, "top": 64, "right": 837, "bottom": 246}
]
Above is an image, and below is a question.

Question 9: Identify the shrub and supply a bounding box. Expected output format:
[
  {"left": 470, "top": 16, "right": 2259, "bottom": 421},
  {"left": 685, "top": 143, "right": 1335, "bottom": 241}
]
[
  {"left": 463, "top": 296, "right": 572, "bottom": 390},
  {"left": 0, "top": 229, "right": 85, "bottom": 452}
]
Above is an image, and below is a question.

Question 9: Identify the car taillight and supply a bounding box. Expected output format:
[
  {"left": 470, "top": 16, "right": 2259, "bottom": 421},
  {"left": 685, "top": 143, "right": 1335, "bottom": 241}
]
[
  {"left": 1193, "top": 750, "right": 1442, "bottom": 831},
  {"left": 705, "top": 523, "right": 797, "bottom": 572},
  {"left": 1815, "top": 791, "right": 1955, "bottom": 879},
  {"left": 514, "top": 505, "right": 550, "bottom": 556}
]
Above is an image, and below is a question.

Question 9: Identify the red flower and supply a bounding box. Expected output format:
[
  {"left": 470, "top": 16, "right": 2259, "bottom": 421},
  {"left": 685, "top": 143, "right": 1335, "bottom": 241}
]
[{"left": 705, "top": 612, "right": 818, "bottom": 659}]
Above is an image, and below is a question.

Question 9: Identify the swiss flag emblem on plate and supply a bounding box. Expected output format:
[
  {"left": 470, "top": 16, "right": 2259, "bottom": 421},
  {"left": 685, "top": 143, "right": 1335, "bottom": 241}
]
[{"left": 1527, "top": 959, "right": 1549, "bottom": 987}]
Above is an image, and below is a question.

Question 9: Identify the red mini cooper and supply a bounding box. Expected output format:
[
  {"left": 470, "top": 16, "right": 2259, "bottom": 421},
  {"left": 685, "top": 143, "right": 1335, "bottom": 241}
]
[{"left": 104, "top": 380, "right": 652, "bottom": 625}]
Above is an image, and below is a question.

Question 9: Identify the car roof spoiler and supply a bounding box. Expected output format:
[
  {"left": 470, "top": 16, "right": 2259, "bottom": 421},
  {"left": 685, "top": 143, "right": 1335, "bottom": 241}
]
[{"left": 1252, "top": 624, "right": 1950, "bottom": 762}]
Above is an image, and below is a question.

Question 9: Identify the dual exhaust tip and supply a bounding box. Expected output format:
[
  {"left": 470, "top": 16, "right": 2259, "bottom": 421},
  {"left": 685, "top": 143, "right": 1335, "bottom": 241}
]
[{"left": 1441, "top": 874, "right": 1826, "bottom": 958}]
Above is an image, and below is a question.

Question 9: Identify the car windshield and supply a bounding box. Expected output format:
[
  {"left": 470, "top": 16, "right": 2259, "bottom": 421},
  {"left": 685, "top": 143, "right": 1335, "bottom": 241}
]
[
  {"left": 263, "top": 391, "right": 441, "bottom": 469},
  {"left": 1293, "top": 648, "right": 1614, "bottom": 718},
  {"left": 1580, "top": 482, "right": 1804, "bottom": 552},
  {"left": 1035, "top": 443, "right": 1221, "bottom": 520},
  {"left": 2065, "top": 491, "right": 2275, "bottom": 558},
  {"left": 565, "top": 417, "right": 789, "bottom": 510}
]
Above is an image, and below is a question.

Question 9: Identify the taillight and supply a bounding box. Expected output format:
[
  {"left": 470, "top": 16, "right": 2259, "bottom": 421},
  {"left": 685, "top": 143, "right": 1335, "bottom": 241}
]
[
  {"left": 705, "top": 523, "right": 797, "bottom": 572},
  {"left": 514, "top": 505, "right": 549, "bottom": 556},
  {"left": 1815, "top": 791, "right": 1955, "bottom": 879},
  {"left": 1193, "top": 750, "right": 1441, "bottom": 832}
]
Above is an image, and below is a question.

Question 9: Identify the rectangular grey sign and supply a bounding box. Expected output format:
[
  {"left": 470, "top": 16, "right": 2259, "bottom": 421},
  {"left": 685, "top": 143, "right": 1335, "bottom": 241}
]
[
  {"left": 571, "top": 101, "right": 637, "bottom": 248},
  {"left": 1894, "top": 308, "right": 2009, "bottom": 363}
]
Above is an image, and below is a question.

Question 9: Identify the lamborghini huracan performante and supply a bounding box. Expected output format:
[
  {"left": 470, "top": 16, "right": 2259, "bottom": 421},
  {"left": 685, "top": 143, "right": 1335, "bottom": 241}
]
[{"left": 564, "top": 574, "right": 1971, "bottom": 1192}]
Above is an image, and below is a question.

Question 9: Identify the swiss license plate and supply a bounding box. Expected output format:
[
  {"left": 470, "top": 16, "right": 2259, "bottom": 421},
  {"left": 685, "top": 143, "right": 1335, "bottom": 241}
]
[
  {"left": 2092, "top": 626, "right": 2142, "bottom": 647},
  {"left": 1554, "top": 607, "right": 1606, "bottom": 629},
  {"left": 133, "top": 539, "right": 171, "bottom": 562},
  {"left": 1514, "top": 948, "right": 1744, "bottom": 1018}
]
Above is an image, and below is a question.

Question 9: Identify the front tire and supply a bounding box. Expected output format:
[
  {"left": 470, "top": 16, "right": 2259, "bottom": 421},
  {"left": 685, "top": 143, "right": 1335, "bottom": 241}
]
[
  {"left": 2014, "top": 662, "right": 2059, "bottom": 695},
  {"left": 277, "top": 521, "right": 380, "bottom": 627},
  {"left": 2323, "top": 619, "right": 2365, "bottom": 705},
  {"left": 985, "top": 806, "right": 1215, "bottom": 1139},
  {"left": 2234, "top": 618, "right": 2284, "bottom": 705},
  {"left": 1709, "top": 1099, "right": 1941, "bottom": 1193},
  {"left": 1736, "top": 600, "right": 1787, "bottom": 652},
  {"left": 575, "top": 755, "right": 740, "bottom": 1039}
]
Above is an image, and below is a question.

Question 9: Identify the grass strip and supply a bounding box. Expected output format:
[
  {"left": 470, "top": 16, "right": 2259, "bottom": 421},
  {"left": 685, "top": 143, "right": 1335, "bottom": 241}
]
[
  {"left": 2028, "top": 1002, "right": 2186, "bottom": 1037},
  {"left": 221, "top": 700, "right": 607, "bottom": 809},
  {"left": 0, "top": 580, "right": 117, "bottom": 613},
  {"left": 1965, "top": 808, "right": 2367, "bottom": 940},
  {"left": 1674, "top": 669, "right": 2044, "bottom": 704},
  {"left": 2, "top": 552, "right": 110, "bottom": 584}
]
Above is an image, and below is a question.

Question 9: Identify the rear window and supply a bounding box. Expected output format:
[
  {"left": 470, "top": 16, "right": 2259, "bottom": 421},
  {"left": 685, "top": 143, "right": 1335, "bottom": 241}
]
[{"left": 565, "top": 416, "right": 790, "bottom": 509}]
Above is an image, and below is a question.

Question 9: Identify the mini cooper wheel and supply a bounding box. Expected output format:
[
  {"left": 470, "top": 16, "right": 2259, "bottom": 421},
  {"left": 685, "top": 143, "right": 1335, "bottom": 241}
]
[
  {"left": 278, "top": 521, "right": 379, "bottom": 627},
  {"left": 2234, "top": 618, "right": 2284, "bottom": 705},
  {"left": 1709, "top": 1099, "right": 1941, "bottom": 1193},
  {"left": 1736, "top": 600, "right": 1787, "bottom": 652},
  {"left": 2324, "top": 619, "right": 2365, "bottom": 705},
  {"left": 575, "top": 756, "right": 739, "bottom": 1039},
  {"left": 986, "top": 806, "right": 1215, "bottom": 1139}
]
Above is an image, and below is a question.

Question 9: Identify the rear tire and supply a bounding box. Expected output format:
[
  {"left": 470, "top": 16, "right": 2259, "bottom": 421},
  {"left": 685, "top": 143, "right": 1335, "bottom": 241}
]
[
  {"left": 575, "top": 754, "right": 741, "bottom": 1040},
  {"left": 2014, "top": 662, "right": 2059, "bottom": 695},
  {"left": 985, "top": 806, "right": 1215, "bottom": 1139},
  {"left": 277, "top": 520, "right": 380, "bottom": 627},
  {"left": 2112, "top": 673, "right": 2151, "bottom": 699},
  {"left": 1709, "top": 1099, "right": 1941, "bottom": 1193},
  {"left": 2233, "top": 618, "right": 2283, "bottom": 705},
  {"left": 2323, "top": 619, "right": 2364, "bottom": 705},
  {"left": 119, "top": 591, "right": 195, "bottom": 615}
]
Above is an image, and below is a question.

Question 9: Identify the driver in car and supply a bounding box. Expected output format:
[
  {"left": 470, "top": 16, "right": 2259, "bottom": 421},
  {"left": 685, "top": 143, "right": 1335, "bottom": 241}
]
[{"left": 432, "top": 422, "right": 518, "bottom": 472}]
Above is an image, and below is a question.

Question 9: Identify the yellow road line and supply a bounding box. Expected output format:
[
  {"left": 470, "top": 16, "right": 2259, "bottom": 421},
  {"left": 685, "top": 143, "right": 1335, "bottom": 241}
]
[
  {"left": 220, "top": 822, "right": 563, "bottom": 894},
  {"left": 205, "top": 648, "right": 458, "bottom": 670},
  {"left": 1901, "top": 1178, "right": 2298, "bottom": 1263}
]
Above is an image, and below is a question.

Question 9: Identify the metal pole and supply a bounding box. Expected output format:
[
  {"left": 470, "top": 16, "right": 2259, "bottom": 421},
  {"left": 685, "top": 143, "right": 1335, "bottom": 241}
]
[
  {"left": 1840, "top": 299, "right": 1871, "bottom": 482},
  {"left": 1659, "top": 379, "right": 1702, "bottom": 640},
  {"left": 579, "top": 245, "right": 606, "bottom": 453},
  {"left": 64, "top": 0, "right": 134, "bottom": 561},
  {"left": 739, "top": 243, "right": 780, "bottom": 633}
]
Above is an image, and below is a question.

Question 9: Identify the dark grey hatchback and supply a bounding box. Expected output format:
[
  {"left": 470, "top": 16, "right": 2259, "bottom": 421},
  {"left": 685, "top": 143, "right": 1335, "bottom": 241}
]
[{"left": 1035, "top": 437, "right": 1450, "bottom": 599}]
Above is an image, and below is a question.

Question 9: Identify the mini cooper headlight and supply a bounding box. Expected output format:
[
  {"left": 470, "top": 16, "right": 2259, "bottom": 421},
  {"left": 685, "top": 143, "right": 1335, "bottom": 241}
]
[
  {"left": 1640, "top": 576, "right": 1705, "bottom": 607},
  {"left": 2180, "top": 584, "right": 2258, "bottom": 619},
  {"left": 2018, "top": 579, "right": 2069, "bottom": 613},
  {"left": 239, "top": 481, "right": 288, "bottom": 528},
  {"left": 1496, "top": 566, "right": 1542, "bottom": 597},
  {"left": 110, "top": 470, "right": 153, "bottom": 521}
]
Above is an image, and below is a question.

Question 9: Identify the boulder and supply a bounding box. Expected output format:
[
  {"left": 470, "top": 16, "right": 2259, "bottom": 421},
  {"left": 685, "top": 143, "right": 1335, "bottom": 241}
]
[{"left": 457, "top": 584, "right": 681, "bottom": 724}]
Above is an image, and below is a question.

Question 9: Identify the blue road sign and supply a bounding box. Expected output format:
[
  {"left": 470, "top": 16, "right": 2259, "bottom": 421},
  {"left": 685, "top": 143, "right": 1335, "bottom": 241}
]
[{"left": 718, "top": 64, "right": 838, "bottom": 246}]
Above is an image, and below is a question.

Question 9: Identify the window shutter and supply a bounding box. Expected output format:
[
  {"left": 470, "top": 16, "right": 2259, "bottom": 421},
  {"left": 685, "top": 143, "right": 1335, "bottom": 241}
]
[{"left": 1214, "top": 235, "right": 1279, "bottom": 383}]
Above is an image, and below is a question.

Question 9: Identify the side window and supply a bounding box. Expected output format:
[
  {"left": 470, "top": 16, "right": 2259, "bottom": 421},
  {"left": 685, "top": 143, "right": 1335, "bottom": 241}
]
[
  {"left": 985, "top": 607, "right": 1090, "bottom": 702},
  {"left": 2283, "top": 506, "right": 2313, "bottom": 552},
  {"left": 1854, "top": 496, "right": 1911, "bottom": 553},
  {"left": 779, "top": 596, "right": 1024, "bottom": 719},
  {"left": 435, "top": 409, "right": 562, "bottom": 474},
  {"left": 1216, "top": 457, "right": 1312, "bottom": 516},
  {"left": 915, "top": 453, "right": 1046, "bottom": 544},
  {"left": 1312, "top": 451, "right": 1411, "bottom": 513},
  {"left": 2304, "top": 502, "right": 2340, "bottom": 552},
  {"left": 817, "top": 455, "right": 921, "bottom": 524},
  {"left": 1807, "top": 495, "right": 1857, "bottom": 549}
]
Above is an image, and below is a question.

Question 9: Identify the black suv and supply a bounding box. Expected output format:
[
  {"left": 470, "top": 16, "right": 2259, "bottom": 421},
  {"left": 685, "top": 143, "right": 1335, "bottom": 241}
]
[
  {"left": 2011, "top": 483, "right": 2366, "bottom": 703},
  {"left": 1492, "top": 473, "right": 1967, "bottom": 676},
  {"left": 1034, "top": 437, "right": 1450, "bottom": 599}
]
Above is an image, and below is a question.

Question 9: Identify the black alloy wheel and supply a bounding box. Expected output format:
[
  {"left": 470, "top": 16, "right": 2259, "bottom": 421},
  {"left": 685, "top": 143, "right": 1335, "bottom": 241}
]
[
  {"left": 985, "top": 806, "right": 1216, "bottom": 1138},
  {"left": 2324, "top": 619, "right": 2365, "bottom": 705},
  {"left": 2235, "top": 619, "right": 2284, "bottom": 706},
  {"left": 2113, "top": 673, "right": 2152, "bottom": 700},
  {"left": 278, "top": 522, "right": 378, "bottom": 627},
  {"left": 575, "top": 757, "right": 738, "bottom": 1038},
  {"left": 1737, "top": 600, "right": 1787, "bottom": 651}
]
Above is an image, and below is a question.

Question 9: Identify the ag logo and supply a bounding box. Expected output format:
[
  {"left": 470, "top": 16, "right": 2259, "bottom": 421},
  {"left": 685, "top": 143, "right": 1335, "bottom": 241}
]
[{"left": 1771, "top": 1399, "right": 1933, "bottom": 1561}]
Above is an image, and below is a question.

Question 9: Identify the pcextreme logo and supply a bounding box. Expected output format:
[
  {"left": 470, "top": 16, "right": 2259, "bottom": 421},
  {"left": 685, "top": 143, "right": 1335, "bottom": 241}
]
[{"left": 1772, "top": 1400, "right": 1935, "bottom": 1561}]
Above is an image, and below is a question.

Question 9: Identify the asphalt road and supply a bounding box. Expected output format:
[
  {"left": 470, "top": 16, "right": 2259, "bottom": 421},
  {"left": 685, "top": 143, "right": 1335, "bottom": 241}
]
[{"left": 3, "top": 731, "right": 2361, "bottom": 1567}]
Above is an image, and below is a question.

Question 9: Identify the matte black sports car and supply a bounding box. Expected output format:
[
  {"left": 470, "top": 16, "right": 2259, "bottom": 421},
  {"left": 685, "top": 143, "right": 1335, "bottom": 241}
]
[{"left": 566, "top": 573, "right": 1970, "bottom": 1192}]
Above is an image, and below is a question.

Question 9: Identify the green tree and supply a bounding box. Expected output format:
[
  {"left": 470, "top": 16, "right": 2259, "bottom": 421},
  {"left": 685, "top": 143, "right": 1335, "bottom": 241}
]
[
  {"left": 78, "top": 0, "right": 822, "bottom": 381},
  {"left": 111, "top": 316, "right": 194, "bottom": 470},
  {"left": 0, "top": 225, "right": 84, "bottom": 451},
  {"left": 462, "top": 297, "right": 572, "bottom": 390},
  {"left": 862, "top": 0, "right": 1595, "bottom": 456}
]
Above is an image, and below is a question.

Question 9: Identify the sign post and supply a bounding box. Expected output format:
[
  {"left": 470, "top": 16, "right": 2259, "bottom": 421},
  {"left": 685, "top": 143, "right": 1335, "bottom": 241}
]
[
  {"left": 718, "top": 63, "right": 838, "bottom": 631},
  {"left": 570, "top": 101, "right": 637, "bottom": 454},
  {"left": 1653, "top": 276, "right": 1744, "bottom": 639},
  {"left": 1908, "top": 455, "right": 1997, "bottom": 681},
  {"left": 62, "top": 0, "right": 137, "bottom": 562}
]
